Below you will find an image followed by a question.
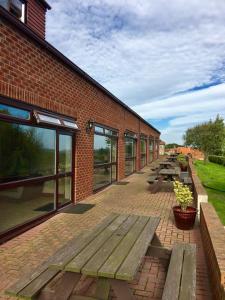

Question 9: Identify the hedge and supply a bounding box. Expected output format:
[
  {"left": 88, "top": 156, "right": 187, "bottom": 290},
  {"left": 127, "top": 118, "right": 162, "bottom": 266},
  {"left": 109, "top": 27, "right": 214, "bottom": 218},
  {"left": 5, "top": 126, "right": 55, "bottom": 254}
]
[{"left": 208, "top": 155, "right": 225, "bottom": 166}]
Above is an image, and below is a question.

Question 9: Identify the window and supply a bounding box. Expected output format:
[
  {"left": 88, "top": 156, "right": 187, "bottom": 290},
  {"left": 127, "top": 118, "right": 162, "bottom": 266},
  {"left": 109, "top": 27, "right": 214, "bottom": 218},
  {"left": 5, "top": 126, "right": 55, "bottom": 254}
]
[
  {"left": 149, "top": 138, "right": 154, "bottom": 163},
  {"left": 94, "top": 125, "right": 118, "bottom": 137},
  {"left": 93, "top": 125, "right": 118, "bottom": 190},
  {"left": 34, "top": 111, "right": 79, "bottom": 130},
  {"left": 0, "top": 101, "right": 74, "bottom": 237},
  {"left": 1, "top": 0, "right": 26, "bottom": 23},
  {"left": 140, "top": 138, "right": 147, "bottom": 168},
  {"left": 125, "top": 136, "right": 136, "bottom": 176}
]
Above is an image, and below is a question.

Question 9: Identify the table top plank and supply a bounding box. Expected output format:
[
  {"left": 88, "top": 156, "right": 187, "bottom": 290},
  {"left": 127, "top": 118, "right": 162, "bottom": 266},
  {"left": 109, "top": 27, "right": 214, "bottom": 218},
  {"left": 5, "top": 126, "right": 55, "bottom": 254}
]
[
  {"left": 49, "top": 213, "right": 118, "bottom": 270},
  {"left": 98, "top": 216, "right": 150, "bottom": 278},
  {"left": 116, "top": 217, "right": 160, "bottom": 280},
  {"left": 65, "top": 214, "right": 129, "bottom": 273},
  {"left": 159, "top": 168, "right": 179, "bottom": 175},
  {"left": 82, "top": 215, "right": 139, "bottom": 277}
]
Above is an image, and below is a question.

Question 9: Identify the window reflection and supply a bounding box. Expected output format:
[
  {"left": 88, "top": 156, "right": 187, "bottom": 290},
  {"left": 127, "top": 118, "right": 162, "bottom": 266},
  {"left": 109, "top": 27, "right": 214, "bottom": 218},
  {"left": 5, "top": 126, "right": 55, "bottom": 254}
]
[
  {"left": 58, "top": 176, "right": 71, "bottom": 206},
  {"left": 59, "top": 135, "right": 72, "bottom": 173},
  {"left": 93, "top": 129, "right": 117, "bottom": 190},
  {"left": 94, "top": 135, "right": 111, "bottom": 164},
  {"left": 125, "top": 137, "right": 136, "bottom": 175},
  {"left": 94, "top": 166, "right": 111, "bottom": 190},
  {"left": 140, "top": 139, "right": 147, "bottom": 168},
  {"left": 0, "top": 103, "right": 30, "bottom": 119},
  {"left": 0, "top": 180, "right": 55, "bottom": 233},
  {"left": 0, "top": 121, "right": 56, "bottom": 183}
]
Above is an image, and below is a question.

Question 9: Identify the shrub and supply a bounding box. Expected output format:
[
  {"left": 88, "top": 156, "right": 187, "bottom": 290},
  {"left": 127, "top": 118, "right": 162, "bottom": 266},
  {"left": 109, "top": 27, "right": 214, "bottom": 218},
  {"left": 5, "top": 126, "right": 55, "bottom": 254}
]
[
  {"left": 208, "top": 155, "right": 225, "bottom": 166},
  {"left": 177, "top": 154, "right": 188, "bottom": 166}
]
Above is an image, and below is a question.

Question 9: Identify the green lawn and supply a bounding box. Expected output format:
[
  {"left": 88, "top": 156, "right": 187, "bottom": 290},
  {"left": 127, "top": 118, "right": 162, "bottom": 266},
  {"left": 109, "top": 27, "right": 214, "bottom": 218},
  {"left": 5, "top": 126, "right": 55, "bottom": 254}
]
[{"left": 194, "top": 160, "right": 225, "bottom": 225}]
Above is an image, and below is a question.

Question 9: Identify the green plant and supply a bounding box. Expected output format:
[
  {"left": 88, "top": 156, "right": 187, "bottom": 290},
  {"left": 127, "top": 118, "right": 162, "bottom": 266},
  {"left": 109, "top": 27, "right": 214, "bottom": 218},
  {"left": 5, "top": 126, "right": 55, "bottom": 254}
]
[
  {"left": 208, "top": 155, "right": 225, "bottom": 166},
  {"left": 177, "top": 154, "right": 188, "bottom": 166},
  {"left": 173, "top": 181, "right": 193, "bottom": 211}
]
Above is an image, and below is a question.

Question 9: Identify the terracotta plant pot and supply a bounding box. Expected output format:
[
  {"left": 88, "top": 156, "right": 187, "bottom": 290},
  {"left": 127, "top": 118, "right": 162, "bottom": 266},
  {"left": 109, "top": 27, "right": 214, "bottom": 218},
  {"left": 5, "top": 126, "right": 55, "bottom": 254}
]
[
  {"left": 173, "top": 206, "right": 197, "bottom": 230},
  {"left": 179, "top": 162, "right": 188, "bottom": 171}
]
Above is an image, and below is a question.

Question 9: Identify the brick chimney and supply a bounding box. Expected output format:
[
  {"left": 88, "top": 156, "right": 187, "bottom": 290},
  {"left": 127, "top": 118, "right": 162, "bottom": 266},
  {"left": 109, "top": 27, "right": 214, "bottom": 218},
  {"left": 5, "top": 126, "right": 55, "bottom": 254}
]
[{"left": 0, "top": 0, "right": 51, "bottom": 39}]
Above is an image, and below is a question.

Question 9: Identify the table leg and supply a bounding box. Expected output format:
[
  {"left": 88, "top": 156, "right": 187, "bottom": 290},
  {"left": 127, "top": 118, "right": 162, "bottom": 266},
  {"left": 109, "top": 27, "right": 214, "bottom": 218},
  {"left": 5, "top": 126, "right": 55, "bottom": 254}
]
[
  {"left": 94, "top": 278, "right": 110, "bottom": 300},
  {"left": 109, "top": 279, "right": 136, "bottom": 300}
]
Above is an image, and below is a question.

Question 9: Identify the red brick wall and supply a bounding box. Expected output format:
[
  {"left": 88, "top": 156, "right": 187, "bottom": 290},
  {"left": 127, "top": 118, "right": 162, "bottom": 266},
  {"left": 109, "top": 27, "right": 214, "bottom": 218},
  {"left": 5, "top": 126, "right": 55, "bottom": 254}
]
[
  {"left": 200, "top": 203, "right": 225, "bottom": 300},
  {"left": 0, "top": 16, "right": 160, "bottom": 201},
  {"left": 26, "top": 0, "right": 47, "bottom": 38}
]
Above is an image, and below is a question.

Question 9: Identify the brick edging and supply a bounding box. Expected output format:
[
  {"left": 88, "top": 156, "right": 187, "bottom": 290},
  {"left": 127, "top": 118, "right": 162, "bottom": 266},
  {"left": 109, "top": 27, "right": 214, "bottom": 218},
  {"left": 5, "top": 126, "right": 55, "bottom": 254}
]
[{"left": 200, "top": 203, "right": 225, "bottom": 300}]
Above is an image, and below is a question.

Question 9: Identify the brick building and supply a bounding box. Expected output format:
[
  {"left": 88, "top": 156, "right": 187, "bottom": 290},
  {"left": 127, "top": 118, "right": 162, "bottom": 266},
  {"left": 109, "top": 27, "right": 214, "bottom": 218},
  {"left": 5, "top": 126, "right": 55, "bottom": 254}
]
[
  {"left": 159, "top": 140, "right": 166, "bottom": 156},
  {"left": 0, "top": 0, "right": 160, "bottom": 241},
  {"left": 168, "top": 147, "right": 204, "bottom": 160}
]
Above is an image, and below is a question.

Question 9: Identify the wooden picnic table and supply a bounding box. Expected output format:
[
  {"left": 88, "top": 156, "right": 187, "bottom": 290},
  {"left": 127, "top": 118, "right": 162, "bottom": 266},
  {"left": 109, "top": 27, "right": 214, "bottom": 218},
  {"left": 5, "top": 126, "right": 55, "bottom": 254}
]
[
  {"left": 167, "top": 156, "right": 177, "bottom": 162},
  {"left": 6, "top": 213, "right": 160, "bottom": 300},
  {"left": 151, "top": 168, "right": 180, "bottom": 194},
  {"left": 52, "top": 213, "right": 160, "bottom": 299},
  {"left": 159, "top": 161, "right": 173, "bottom": 168},
  {"left": 159, "top": 168, "right": 180, "bottom": 180}
]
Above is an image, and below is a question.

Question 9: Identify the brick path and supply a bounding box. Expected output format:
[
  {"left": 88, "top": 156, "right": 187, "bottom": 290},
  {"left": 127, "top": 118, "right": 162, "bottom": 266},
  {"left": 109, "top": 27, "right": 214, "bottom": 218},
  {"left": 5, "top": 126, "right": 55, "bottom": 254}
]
[{"left": 0, "top": 165, "right": 212, "bottom": 299}]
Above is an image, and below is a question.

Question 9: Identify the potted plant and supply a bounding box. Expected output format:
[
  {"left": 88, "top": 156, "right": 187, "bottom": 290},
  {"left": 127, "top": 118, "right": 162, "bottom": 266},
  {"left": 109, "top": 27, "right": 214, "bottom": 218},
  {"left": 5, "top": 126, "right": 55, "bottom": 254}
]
[
  {"left": 177, "top": 154, "right": 188, "bottom": 171},
  {"left": 173, "top": 181, "right": 197, "bottom": 230}
]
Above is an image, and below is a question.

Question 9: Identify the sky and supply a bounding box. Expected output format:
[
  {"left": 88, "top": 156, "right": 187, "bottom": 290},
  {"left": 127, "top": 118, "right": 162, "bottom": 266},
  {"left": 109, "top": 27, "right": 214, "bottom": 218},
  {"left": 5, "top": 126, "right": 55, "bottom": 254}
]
[{"left": 46, "top": 0, "right": 225, "bottom": 144}]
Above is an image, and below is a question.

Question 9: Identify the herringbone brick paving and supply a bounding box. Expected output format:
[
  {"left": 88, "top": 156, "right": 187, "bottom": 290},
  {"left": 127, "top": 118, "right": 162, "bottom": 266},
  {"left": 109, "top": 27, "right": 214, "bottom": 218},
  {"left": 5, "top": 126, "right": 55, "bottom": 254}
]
[{"left": 0, "top": 164, "right": 212, "bottom": 299}]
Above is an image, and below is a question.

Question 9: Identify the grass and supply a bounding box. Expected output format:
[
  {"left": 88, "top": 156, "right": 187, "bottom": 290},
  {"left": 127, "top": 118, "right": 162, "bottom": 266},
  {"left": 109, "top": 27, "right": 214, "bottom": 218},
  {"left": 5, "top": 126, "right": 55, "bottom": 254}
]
[{"left": 194, "top": 160, "right": 225, "bottom": 225}]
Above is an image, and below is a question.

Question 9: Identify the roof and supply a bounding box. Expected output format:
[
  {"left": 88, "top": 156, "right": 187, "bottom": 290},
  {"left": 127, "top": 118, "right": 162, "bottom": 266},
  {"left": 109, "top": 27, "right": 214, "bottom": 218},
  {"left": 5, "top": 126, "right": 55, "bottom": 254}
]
[
  {"left": 160, "top": 140, "right": 166, "bottom": 145},
  {"left": 38, "top": 0, "right": 51, "bottom": 10},
  {"left": 0, "top": 6, "right": 160, "bottom": 135}
]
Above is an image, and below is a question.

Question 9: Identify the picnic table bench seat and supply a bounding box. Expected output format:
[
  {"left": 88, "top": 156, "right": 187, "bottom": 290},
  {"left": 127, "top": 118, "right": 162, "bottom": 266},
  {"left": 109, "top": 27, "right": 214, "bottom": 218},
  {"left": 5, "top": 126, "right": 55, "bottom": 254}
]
[
  {"left": 162, "top": 243, "right": 196, "bottom": 300},
  {"left": 6, "top": 213, "right": 160, "bottom": 300}
]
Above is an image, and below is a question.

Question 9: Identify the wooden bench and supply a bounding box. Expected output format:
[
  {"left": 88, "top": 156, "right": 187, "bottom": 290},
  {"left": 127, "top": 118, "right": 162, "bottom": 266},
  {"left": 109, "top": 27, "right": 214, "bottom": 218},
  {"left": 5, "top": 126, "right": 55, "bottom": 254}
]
[
  {"left": 147, "top": 175, "right": 158, "bottom": 184},
  {"left": 162, "top": 243, "right": 196, "bottom": 300}
]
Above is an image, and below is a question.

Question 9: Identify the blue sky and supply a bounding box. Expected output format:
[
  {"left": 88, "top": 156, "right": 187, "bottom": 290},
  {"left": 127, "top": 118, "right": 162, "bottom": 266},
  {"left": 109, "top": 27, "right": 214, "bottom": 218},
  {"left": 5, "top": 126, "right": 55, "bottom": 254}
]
[{"left": 46, "top": 0, "right": 225, "bottom": 144}]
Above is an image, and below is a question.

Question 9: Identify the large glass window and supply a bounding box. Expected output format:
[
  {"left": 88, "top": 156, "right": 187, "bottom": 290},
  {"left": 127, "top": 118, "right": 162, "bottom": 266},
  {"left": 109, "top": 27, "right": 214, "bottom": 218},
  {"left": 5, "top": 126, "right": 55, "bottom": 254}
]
[
  {"left": 0, "top": 101, "right": 74, "bottom": 237},
  {"left": 125, "top": 137, "right": 136, "bottom": 176},
  {"left": 93, "top": 125, "right": 118, "bottom": 190},
  {"left": 140, "top": 138, "right": 147, "bottom": 168},
  {"left": 149, "top": 138, "right": 154, "bottom": 163}
]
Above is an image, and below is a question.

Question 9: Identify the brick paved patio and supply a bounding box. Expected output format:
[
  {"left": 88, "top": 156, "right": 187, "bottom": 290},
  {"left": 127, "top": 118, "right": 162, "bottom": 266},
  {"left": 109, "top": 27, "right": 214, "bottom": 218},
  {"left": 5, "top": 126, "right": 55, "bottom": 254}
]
[{"left": 0, "top": 165, "right": 212, "bottom": 299}]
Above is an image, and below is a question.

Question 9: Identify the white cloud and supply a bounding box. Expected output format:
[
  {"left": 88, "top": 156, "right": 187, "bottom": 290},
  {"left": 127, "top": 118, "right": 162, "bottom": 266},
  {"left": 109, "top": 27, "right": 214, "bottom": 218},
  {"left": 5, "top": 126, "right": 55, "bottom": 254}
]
[{"left": 46, "top": 0, "right": 225, "bottom": 143}]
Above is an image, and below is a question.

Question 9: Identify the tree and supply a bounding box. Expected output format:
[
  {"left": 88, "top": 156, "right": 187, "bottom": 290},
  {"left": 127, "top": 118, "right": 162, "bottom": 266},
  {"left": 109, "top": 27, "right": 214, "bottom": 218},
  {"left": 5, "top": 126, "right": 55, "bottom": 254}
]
[{"left": 183, "top": 115, "right": 225, "bottom": 162}]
